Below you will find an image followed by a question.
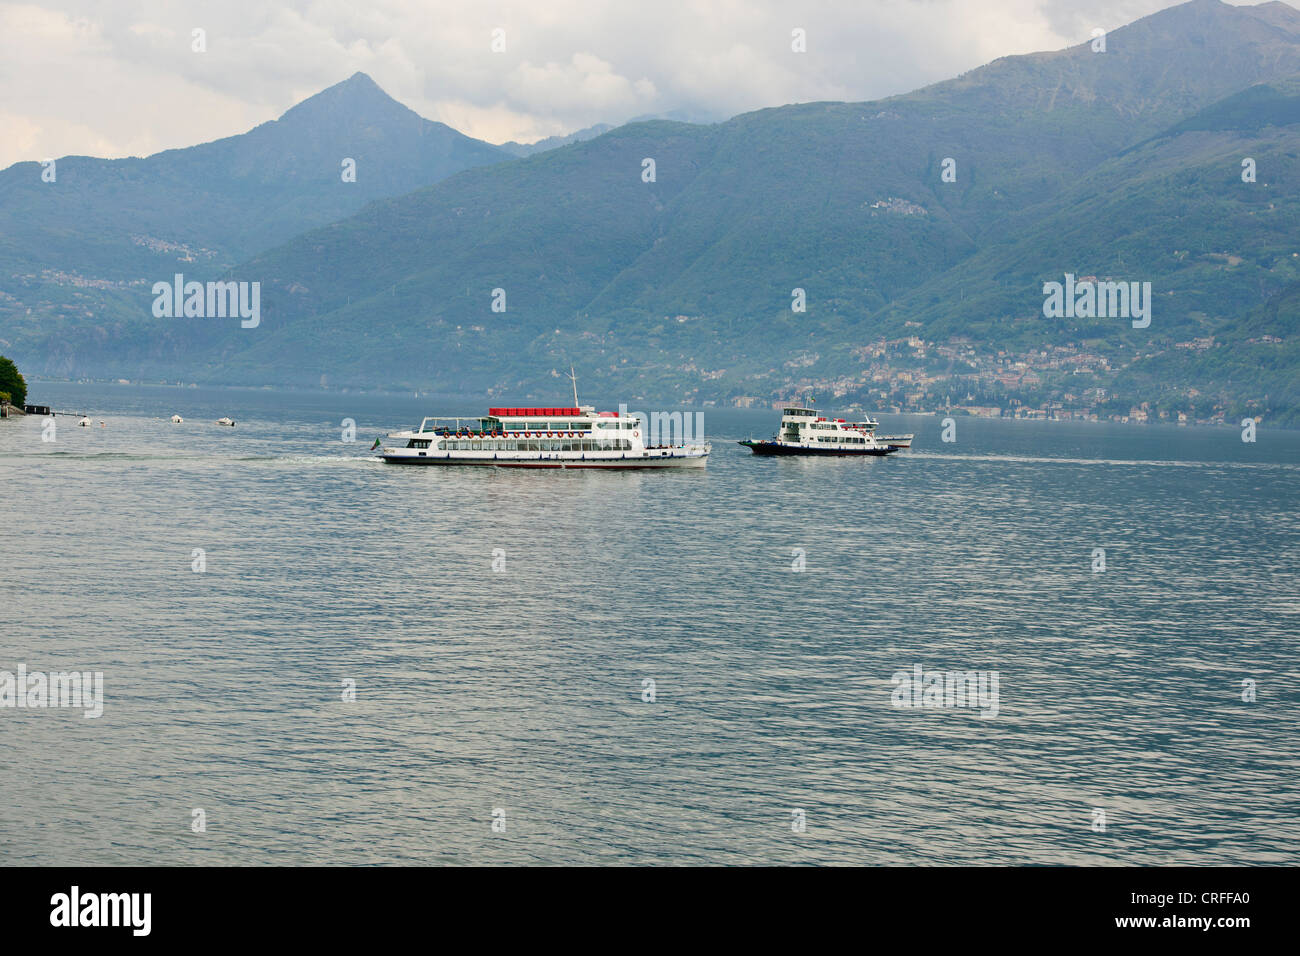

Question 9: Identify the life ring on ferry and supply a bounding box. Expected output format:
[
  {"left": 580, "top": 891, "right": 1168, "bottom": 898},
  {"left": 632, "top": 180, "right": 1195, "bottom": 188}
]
[
  {"left": 632, "top": 430, "right": 639, "bottom": 438},
  {"left": 547, "top": 431, "right": 554, "bottom": 438}
]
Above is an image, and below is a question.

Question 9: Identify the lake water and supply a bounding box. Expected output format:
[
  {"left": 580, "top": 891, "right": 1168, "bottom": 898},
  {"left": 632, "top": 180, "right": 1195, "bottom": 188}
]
[{"left": 2, "top": 382, "right": 1297, "bottom": 865}]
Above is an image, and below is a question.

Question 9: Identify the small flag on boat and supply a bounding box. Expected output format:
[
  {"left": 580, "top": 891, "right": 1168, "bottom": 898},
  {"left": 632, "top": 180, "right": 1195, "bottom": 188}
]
[{"left": 370, "top": 438, "right": 381, "bottom": 450}]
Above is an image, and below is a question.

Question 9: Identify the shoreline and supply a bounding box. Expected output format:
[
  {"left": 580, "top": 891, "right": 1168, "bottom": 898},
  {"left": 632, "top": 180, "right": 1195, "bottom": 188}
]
[{"left": 22, "top": 378, "right": 1291, "bottom": 433}]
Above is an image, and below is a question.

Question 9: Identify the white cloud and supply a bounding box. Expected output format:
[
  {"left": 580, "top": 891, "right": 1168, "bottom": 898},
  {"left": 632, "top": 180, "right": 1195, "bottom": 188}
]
[
  {"left": 0, "top": 0, "right": 1196, "bottom": 167},
  {"left": 505, "top": 52, "right": 657, "bottom": 116}
]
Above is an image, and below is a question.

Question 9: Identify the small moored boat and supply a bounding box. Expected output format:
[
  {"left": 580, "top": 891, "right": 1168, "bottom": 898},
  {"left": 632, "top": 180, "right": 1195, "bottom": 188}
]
[{"left": 877, "top": 434, "right": 913, "bottom": 450}]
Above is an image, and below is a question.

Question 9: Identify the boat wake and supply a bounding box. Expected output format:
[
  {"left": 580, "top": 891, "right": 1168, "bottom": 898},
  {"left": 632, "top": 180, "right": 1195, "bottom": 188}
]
[{"left": 903, "top": 451, "right": 1300, "bottom": 470}]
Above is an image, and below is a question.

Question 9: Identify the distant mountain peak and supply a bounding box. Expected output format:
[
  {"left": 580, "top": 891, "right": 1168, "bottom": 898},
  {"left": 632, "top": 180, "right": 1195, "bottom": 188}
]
[
  {"left": 278, "top": 71, "right": 411, "bottom": 125},
  {"left": 330, "top": 71, "right": 386, "bottom": 96},
  {"left": 1244, "top": 0, "right": 1300, "bottom": 29},
  {"left": 1140, "top": 0, "right": 1300, "bottom": 33}
]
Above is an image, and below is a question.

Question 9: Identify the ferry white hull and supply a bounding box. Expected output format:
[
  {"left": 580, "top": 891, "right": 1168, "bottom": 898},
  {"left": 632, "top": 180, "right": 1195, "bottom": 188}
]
[
  {"left": 878, "top": 435, "right": 913, "bottom": 450},
  {"left": 380, "top": 448, "right": 708, "bottom": 469},
  {"left": 740, "top": 439, "right": 895, "bottom": 457}
]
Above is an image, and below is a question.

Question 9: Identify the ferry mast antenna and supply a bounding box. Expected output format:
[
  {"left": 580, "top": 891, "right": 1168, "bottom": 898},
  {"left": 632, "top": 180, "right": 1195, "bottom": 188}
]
[{"left": 569, "top": 365, "right": 580, "bottom": 408}]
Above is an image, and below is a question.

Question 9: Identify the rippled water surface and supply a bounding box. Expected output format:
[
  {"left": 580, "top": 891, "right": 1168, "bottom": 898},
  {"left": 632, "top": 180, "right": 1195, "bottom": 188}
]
[{"left": 2, "top": 383, "right": 1297, "bottom": 865}]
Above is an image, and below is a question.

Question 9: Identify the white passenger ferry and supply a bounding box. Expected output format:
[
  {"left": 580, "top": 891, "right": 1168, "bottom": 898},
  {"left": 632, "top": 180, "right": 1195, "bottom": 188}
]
[
  {"left": 740, "top": 403, "right": 909, "bottom": 456},
  {"left": 379, "top": 400, "right": 709, "bottom": 469}
]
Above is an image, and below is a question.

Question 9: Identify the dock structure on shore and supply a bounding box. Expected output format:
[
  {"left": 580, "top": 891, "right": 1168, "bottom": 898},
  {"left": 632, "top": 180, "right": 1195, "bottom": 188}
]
[{"left": 0, "top": 404, "right": 85, "bottom": 419}]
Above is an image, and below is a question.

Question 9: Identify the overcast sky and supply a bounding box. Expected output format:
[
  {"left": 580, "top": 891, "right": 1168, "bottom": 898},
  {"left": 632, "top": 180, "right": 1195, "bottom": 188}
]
[{"left": 1, "top": 0, "right": 1213, "bottom": 168}]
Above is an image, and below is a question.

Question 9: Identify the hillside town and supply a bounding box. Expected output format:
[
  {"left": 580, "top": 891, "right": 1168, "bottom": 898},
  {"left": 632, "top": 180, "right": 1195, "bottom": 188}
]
[{"left": 725, "top": 333, "right": 1275, "bottom": 426}]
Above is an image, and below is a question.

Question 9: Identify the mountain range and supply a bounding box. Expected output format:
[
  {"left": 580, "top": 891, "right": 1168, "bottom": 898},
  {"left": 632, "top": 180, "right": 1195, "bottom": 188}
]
[{"left": 3, "top": 0, "right": 1299, "bottom": 423}]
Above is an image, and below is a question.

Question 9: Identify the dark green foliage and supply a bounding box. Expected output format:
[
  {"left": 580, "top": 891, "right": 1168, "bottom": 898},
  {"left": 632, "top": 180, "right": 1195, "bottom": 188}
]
[{"left": 0, "top": 355, "right": 26, "bottom": 407}]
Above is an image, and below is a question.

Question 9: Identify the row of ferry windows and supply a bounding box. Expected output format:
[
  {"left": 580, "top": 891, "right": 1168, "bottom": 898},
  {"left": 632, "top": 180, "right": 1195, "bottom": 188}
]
[
  {"left": 491, "top": 421, "right": 632, "bottom": 431},
  {"left": 408, "top": 438, "right": 634, "bottom": 452},
  {"left": 816, "top": 435, "right": 867, "bottom": 443},
  {"left": 787, "top": 422, "right": 840, "bottom": 431}
]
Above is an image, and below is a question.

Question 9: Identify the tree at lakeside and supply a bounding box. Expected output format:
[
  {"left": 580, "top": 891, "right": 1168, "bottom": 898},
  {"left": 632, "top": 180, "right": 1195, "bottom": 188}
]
[{"left": 0, "top": 355, "right": 27, "bottom": 407}]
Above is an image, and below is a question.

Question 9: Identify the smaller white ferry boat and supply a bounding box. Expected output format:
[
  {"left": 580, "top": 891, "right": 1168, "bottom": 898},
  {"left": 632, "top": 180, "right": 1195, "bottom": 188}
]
[
  {"left": 216, "top": 417, "right": 235, "bottom": 427},
  {"left": 741, "top": 403, "right": 904, "bottom": 457},
  {"left": 170, "top": 414, "right": 184, "bottom": 424}
]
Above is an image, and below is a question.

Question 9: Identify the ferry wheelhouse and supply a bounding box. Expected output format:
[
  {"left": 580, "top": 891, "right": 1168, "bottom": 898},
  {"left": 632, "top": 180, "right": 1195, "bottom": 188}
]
[
  {"left": 379, "top": 404, "right": 709, "bottom": 469},
  {"left": 740, "top": 404, "right": 907, "bottom": 456}
]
